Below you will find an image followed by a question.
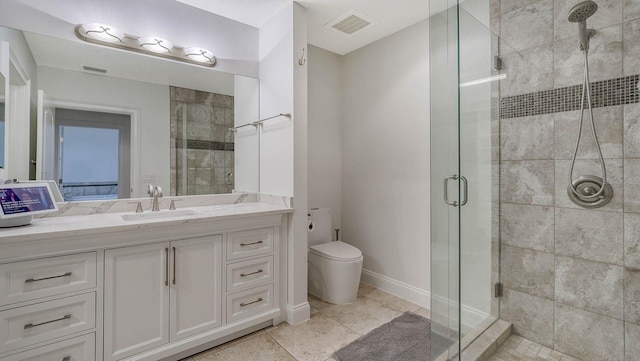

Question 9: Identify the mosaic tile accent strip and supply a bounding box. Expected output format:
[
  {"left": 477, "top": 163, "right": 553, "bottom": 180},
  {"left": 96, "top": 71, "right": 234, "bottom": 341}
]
[
  {"left": 501, "top": 75, "right": 640, "bottom": 119},
  {"left": 175, "top": 139, "right": 234, "bottom": 151}
]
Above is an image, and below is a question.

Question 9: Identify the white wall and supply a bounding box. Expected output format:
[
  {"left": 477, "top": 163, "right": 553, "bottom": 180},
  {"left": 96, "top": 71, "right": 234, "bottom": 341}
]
[
  {"left": 341, "top": 20, "right": 431, "bottom": 304},
  {"left": 259, "top": 3, "right": 309, "bottom": 325},
  {"left": 233, "top": 76, "right": 259, "bottom": 193},
  {"left": 37, "top": 66, "right": 169, "bottom": 197},
  {"left": 307, "top": 45, "right": 343, "bottom": 236},
  {"left": 259, "top": 5, "right": 294, "bottom": 197}
]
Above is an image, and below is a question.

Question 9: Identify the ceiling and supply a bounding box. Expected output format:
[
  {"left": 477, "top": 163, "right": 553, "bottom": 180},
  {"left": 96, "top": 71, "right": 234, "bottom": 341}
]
[{"left": 176, "top": 0, "right": 430, "bottom": 55}]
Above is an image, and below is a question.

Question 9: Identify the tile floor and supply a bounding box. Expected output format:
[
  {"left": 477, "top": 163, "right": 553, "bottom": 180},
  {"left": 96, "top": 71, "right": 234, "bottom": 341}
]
[
  {"left": 180, "top": 283, "right": 430, "bottom": 361},
  {"left": 179, "top": 283, "right": 580, "bottom": 361},
  {"left": 487, "top": 335, "right": 581, "bottom": 361}
]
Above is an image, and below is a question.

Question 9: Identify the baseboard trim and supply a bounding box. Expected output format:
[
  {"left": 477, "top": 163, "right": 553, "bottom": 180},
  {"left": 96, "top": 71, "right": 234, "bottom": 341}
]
[
  {"left": 361, "top": 268, "right": 490, "bottom": 331},
  {"left": 360, "top": 269, "right": 430, "bottom": 309},
  {"left": 286, "top": 302, "right": 311, "bottom": 325}
]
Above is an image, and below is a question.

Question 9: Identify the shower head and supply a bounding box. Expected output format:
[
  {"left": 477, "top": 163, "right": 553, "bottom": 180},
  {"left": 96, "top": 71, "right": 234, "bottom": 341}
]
[
  {"left": 568, "top": 1, "right": 598, "bottom": 52},
  {"left": 568, "top": 1, "right": 598, "bottom": 22}
]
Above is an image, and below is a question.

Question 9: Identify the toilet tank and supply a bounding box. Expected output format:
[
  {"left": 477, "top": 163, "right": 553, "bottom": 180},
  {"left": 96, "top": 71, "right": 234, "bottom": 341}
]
[{"left": 308, "top": 208, "right": 332, "bottom": 247}]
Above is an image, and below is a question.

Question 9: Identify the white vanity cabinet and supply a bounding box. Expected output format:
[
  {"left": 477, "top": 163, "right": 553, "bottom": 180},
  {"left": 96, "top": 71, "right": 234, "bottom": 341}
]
[
  {"left": 104, "top": 243, "right": 170, "bottom": 361},
  {"left": 104, "top": 236, "right": 222, "bottom": 361},
  {"left": 0, "top": 208, "right": 288, "bottom": 361},
  {"left": 0, "top": 253, "right": 98, "bottom": 361}
]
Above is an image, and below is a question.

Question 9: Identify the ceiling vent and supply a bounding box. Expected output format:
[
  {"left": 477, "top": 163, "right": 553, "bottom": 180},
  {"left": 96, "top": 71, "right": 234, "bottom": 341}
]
[{"left": 326, "top": 10, "right": 377, "bottom": 36}]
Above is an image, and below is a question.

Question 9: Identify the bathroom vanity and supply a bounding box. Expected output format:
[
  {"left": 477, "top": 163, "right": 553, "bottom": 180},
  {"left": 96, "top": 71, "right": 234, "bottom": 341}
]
[{"left": 0, "top": 198, "right": 292, "bottom": 361}]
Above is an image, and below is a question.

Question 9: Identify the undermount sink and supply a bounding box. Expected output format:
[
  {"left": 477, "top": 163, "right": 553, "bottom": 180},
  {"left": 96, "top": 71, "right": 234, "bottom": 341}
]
[{"left": 121, "top": 209, "right": 200, "bottom": 222}]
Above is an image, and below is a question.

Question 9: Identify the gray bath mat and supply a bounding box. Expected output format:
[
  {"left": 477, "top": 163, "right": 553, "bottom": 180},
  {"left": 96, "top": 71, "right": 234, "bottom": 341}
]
[{"left": 334, "top": 311, "right": 451, "bottom": 361}]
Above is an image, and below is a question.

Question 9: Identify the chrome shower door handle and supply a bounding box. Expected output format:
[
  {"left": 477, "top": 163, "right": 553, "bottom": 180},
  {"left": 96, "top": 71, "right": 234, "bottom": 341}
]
[
  {"left": 443, "top": 175, "right": 459, "bottom": 207},
  {"left": 460, "top": 176, "right": 468, "bottom": 206},
  {"left": 443, "top": 175, "right": 468, "bottom": 207}
]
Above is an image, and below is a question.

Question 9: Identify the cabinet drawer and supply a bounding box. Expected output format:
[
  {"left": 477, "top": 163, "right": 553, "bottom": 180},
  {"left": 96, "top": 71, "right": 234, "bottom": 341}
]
[
  {"left": 226, "top": 256, "right": 273, "bottom": 294},
  {"left": 0, "top": 293, "right": 95, "bottom": 354},
  {"left": 226, "top": 228, "right": 273, "bottom": 260},
  {"left": 1, "top": 333, "right": 95, "bottom": 361},
  {"left": 0, "top": 253, "right": 97, "bottom": 306},
  {"left": 226, "top": 284, "right": 274, "bottom": 323}
]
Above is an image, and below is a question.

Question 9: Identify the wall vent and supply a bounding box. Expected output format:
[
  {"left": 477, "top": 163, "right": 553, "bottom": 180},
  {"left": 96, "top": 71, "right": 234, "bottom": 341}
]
[{"left": 326, "top": 10, "right": 377, "bottom": 36}]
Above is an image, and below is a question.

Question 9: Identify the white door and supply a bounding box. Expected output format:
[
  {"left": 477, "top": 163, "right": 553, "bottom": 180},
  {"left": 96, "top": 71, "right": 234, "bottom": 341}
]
[
  {"left": 170, "top": 236, "right": 222, "bottom": 340},
  {"left": 35, "top": 90, "right": 55, "bottom": 181},
  {"left": 104, "top": 243, "right": 170, "bottom": 361}
]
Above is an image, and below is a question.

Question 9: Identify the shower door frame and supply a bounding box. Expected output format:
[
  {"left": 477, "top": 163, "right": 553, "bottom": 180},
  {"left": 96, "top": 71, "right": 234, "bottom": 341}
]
[{"left": 429, "top": 0, "right": 502, "bottom": 359}]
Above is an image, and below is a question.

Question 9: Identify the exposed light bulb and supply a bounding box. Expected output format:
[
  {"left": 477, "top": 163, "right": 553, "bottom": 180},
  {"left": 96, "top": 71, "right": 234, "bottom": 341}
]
[
  {"left": 139, "top": 37, "right": 173, "bottom": 54},
  {"left": 79, "top": 23, "right": 124, "bottom": 43}
]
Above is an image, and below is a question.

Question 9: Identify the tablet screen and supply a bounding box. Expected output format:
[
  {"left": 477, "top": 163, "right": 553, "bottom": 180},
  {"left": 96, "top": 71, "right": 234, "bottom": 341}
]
[{"left": 0, "top": 184, "right": 58, "bottom": 218}]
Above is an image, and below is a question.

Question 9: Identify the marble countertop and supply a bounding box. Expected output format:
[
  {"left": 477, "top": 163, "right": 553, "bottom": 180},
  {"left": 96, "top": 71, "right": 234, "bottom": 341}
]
[{"left": 0, "top": 202, "right": 293, "bottom": 243}]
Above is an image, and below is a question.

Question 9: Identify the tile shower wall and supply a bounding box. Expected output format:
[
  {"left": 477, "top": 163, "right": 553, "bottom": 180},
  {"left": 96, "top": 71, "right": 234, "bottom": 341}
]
[
  {"left": 492, "top": 1, "right": 640, "bottom": 360},
  {"left": 170, "top": 86, "right": 235, "bottom": 195}
]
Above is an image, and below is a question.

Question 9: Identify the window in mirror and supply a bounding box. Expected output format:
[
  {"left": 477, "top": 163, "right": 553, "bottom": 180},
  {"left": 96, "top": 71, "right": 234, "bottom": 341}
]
[
  {"left": 54, "top": 109, "right": 131, "bottom": 201},
  {"left": 171, "top": 86, "right": 234, "bottom": 195}
]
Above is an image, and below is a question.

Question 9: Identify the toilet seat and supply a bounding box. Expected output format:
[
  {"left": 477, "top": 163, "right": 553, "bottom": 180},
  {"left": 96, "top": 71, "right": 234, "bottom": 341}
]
[{"left": 309, "top": 241, "right": 362, "bottom": 261}]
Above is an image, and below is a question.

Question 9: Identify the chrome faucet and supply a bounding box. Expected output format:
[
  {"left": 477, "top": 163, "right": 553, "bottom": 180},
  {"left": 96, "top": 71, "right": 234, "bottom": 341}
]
[{"left": 148, "top": 185, "right": 163, "bottom": 212}]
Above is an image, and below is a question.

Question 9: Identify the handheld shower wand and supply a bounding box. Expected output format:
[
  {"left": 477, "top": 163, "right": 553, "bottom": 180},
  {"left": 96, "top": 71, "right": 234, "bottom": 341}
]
[
  {"left": 568, "top": 1, "right": 598, "bottom": 52},
  {"left": 566, "top": 0, "right": 613, "bottom": 208}
]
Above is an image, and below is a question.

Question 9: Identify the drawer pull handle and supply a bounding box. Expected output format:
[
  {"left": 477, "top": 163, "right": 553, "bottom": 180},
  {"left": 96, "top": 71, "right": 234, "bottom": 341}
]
[
  {"left": 62, "top": 357, "right": 71, "bottom": 361},
  {"left": 240, "top": 297, "right": 263, "bottom": 307},
  {"left": 25, "top": 272, "right": 72, "bottom": 283},
  {"left": 240, "top": 240, "right": 263, "bottom": 247},
  {"left": 24, "top": 314, "right": 72, "bottom": 329},
  {"left": 240, "top": 269, "right": 264, "bottom": 277}
]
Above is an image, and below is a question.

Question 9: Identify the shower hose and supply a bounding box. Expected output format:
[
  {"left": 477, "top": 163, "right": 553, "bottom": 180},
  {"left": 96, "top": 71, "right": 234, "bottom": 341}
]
[{"left": 568, "top": 49, "right": 608, "bottom": 199}]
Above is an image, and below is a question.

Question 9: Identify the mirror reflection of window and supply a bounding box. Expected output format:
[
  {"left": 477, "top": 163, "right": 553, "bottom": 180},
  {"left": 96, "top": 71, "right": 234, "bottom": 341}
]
[{"left": 54, "top": 108, "right": 131, "bottom": 201}]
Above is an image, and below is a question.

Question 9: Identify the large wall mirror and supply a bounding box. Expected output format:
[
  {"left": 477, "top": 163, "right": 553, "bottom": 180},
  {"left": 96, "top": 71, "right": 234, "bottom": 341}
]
[
  {"left": 0, "top": 59, "right": 5, "bottom": 171},
  {"left": 0, "top": 24, "right": 260, "bottom": 201}
]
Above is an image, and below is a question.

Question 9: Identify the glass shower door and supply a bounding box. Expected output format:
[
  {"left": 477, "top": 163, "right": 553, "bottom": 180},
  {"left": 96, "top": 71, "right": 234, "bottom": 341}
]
[
  {"left": 430, "top": 0, "right": 500, "bottom": 359},
  {"left": 430, "top": 1, "right": 462, "bottom": 359}
]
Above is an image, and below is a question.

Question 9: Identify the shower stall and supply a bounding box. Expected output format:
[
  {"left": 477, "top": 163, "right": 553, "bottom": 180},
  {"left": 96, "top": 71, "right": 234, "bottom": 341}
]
[{"left": 430, "top": 0, "right": 639, "bottom": 360}]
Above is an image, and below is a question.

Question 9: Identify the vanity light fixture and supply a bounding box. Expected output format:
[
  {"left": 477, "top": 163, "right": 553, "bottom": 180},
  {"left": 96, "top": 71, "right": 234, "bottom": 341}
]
[
  {"left": 139, "top": 37, "right": 173, "bottom": 54},
  {"left": 78, "top": 23, "right": 124, "bottom": 43},
  {"left": 75, "top": 24, "right": 216, "bottom": 68},
  {"left": 184, "top": 47, "right": 215, "bottom": 63}
]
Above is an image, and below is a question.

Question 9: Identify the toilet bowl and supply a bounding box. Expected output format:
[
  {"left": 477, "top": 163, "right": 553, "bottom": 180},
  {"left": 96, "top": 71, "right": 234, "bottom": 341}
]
[{"left": 308, "top": 208, "right": 363, "bottom": 304}]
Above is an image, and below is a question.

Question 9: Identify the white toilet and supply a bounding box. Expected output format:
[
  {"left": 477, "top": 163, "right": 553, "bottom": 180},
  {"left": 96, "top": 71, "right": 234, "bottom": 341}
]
[{"left": 308, "top": 208, "right": 363, "bottom": 304}]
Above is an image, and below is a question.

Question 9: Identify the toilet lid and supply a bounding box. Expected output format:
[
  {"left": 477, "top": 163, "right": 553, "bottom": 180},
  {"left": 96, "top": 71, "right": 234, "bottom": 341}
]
[{"left": 309, "top": 241, "right": 362, "bottom": 261}]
